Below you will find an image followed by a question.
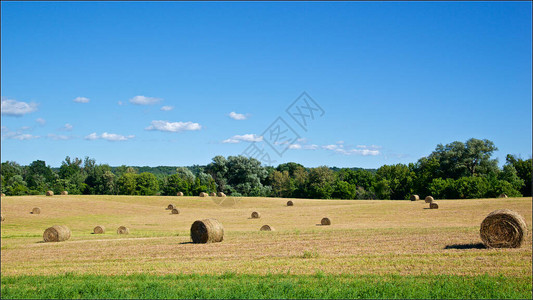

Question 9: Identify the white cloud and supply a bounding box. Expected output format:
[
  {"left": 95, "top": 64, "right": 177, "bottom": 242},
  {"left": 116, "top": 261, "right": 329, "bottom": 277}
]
[
  {"left": 62, "top": 123, "right": 73, "bottom": 131},
  {"left": 84, "top": 132, "right": 134, "bottom": 141},
  {"left": 129, "top": 95, "right": 162, "bottom": 105},
  {"left": 160, "top": 106, "right": 174, "bottom": 111},
  {"left": 73, "top": 97, "right": 90, "bottom": 103},
  {"left": 146, "top": 120, "right": 202, "bottom": 132},
  {"left": 1, "top": 99, "right": 38, "bottom": 116},
  {"left": 288, "top": 144, "right": 302, "bottom": 149},
  {"left": 322, "top": 144, "right": 338, "bottom": 150},
  {"left": 228, "top": 112, "right": 248, "bottom": 120},
  {"left": 335, "top": 148, "right": 380, "bottom": 156},
  {"left": 1, "top": 126, "right": 39, "bottom": 140},
  {"left": 304, "top": 144, "right": 319, "bottom": 150},
  {"left": 222, "top": 134, "right": 263, "bottom": 144},
  {"left": 11, "top": 133, "right": 39, "bottom": 140},
  {"left": 47, "top": 133, "right": 74, "bottom": 140},
  {"left": 118, "top": 101, "right": 124, "bottom": 106},
  {"left": 36, "top": 118, "right": 46, "bottom": 126}
]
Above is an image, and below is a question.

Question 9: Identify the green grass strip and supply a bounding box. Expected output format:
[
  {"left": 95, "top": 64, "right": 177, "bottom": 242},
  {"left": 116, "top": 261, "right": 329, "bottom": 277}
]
[{"left": 1, "top": 273, "right": 531, "bottom": 299}]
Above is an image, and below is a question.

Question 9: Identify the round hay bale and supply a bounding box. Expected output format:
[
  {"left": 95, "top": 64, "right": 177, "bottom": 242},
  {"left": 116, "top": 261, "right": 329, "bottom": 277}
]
[
  {"left": 217, "top": 192, "right": 226, "bottom": 197},
  {"left": 190, "top": 219, "right": 224, "bottom": 243},
  {"left": 1, "top": 215, "right": 5, "bottom": 222},
  {"left": 1, "top": 193, "right": 6, "bottom": 197},
  {"left": 287, "top": 200, "right": 294, "bottom": 206},
  {"left": 171, "top": 208, "right": 180, "bottom": 214},
  {"left": 321, "top": 217, "right": 331, "bottom": 226},
  {"left": 430, "top": 202, "right": 439, "bottom": 209},
  {"left": 177, "top": 192, "right": 184, "bottom": 196},
  {"left": 117, "top": 226, "right": 129, "bottom": 235},
  {"left": 260, "top": 225, "right": 275, "bottom": 231},
  {"left": 46, "top": 190, "right": 54, "bottom": 196},
  {"left": 61, "top": 191, "right": 68, "bottom": 195},
  {"left": 480, "top": 209, "right": 527, "bottom": 248},
  {"left": 93, "top": 225, "right": 105, "bottom": 234},
  {"left": 43, "top": 225, "right": 71, "bottom": 242},
  {"left": 199, "top": 192, "right": 208, "bottom": 197},
  {"left": 209, "top": 192, "right": 216, "bottom": 196},
  {"left": 167, "top": 204, "right": 175, "bottom": 210},
  {"left": 425, "top": 196, "right": 434, "bottom": 203},
  {"left": 251, "top": 211, "right": 260, "bottom": 219},
  {"left": 31, "top": 207, "right": 41, "bottom": 214},
  {"left": 499, "top": 193, "right": 508, "bottom": 198},
  {"left": 410, "top": 195, "right": 420, "bottom": 201}
]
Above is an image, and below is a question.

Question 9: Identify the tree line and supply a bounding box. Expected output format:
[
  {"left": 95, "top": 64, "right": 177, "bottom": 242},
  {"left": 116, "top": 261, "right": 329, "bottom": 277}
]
[{"left": 1, "top": 138, "right": 531, "bottom": 199}]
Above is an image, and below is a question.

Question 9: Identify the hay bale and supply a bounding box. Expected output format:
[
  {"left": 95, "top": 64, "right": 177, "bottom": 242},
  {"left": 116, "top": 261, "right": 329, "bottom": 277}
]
[
  {"left": 46, "top": 190, "right": 54, "bottom": 196},
  {"left": 480, "top": 209, "right": 527, "bottom": 248},
  {"left": 251, "top": 211, "right": 260, "bottom": 219},
  {"left": 410, "top": 195, "right": 420, "bottom": 201},
  {"left": 177, "top": 192, "right": 184, "bottom": 196},
  {"left": 61, "top": 191, "right": 68, "bottom": 195},
  {"left": 287, "top": 200, "right": 294, "bottom": 206},
  {"left": 117, "top": 226, "right": 129, "bottom": 235},
  {"left": 260, "top": 225, "right": 275, "bottom": 231},
  {"left": 43, "top": 225, "right": 71, "bottom": 242},
  {"left": 209, "top": 192, "right": 216, "bottom": 196},
  {"left": 321, "top": 217, "right": 331, "bottom": 225},
  {"left": 217, "top": 192, "right": 226, "bottom": 197},
  {"left": 31, "top": 207, "right": 41, "bottom": 214},
  {"left": 199, "top": 192, "right": 208, "bottom": 197},
  {"left": 1, "top": 193, "right": 5, "bottom": 197},
  {"left": 1, "top": 215, "right": 4, "bottom": 222},
  {"left": 93, "top": 225, "right": 105, "bottom": 234},
  {"left": 499, "top": 193, "right": 508, "bottom": 198},
  {"left": 171, "top": 208, "right": 180, "bottom": 214},
  {"left": 167, "top": 204, "right": 175, "bottom": 210},
  {"left": 430, "top": 202, "right": 439, "bottom": 209},
  {"left": 425, "top": 196, "right": 434, "bottom": 203},
  {"left": 190, "top": 219, "right": 224, "bottom": 243}
]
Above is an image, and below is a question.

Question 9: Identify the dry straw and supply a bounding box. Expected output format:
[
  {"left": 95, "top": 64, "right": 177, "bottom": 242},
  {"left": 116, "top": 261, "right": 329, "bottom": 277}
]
[
  {"left": 31, "top": 207, "right": 41, "bottom": 214},
  {"left": 425, "top": 196, "right": 434, "bottom": 203},
  {"left": 217, "top": 192, "right": 226, "bottom": 197},
  {"left": 199, "top": 192, "right": 208, "bottom": 197},
  {"left": 61, "top": 191, "right": 68, "bottom": 195},
  {"left": 190, "top": 219, "right": 224, "bottom": 243},
  {"left": 499, "top": 193, "right": 508, "bottom": 198},
  {"left": 167, "top": 204, "right": 175, "bottom": 210},
  {"left": 43, "top": 225, "right": 71, "bottom": 242},
  {"left": 93, "top": 225, "right": 105, "bottom": 234},
  {"left": 410, "top": 195, "right": 420, "bottom": 201},
  {"left": 251, "top": 211, "right": 260, "bottom": 219},
  {"left": 209, "top": 192, "right": 216, "bottom": 196},
  {"left": 171, "top": 208, "right": 180, "bottom": 214},
  {"left": 46, "top": 191, "right": 54, "bottom": 196},
  {"left": 117, "top": 226, "right": 129, "bottom": 235},
  {"left": 430, "top": 202, "right": 439, "bottom": 209},
  {"left": 177, "top": 192, "right": 184, "bottom": 196},
  {"left": 287, "top": 200, "right": 294, "bottom": 206},
  {"left": 260, "top": 225, "right": 275, "bottom": 231},
  {"left": 321, "top": 217, "right": 331, "bottom": 225},
  {"left": 480, "top": 209, "right": 527, "bottom": 248}
]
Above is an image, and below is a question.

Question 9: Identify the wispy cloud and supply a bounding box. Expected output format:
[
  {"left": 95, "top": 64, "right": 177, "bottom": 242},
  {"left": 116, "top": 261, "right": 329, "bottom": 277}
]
[
  {"left": 84, "top": 132, "right": 135, "bottom": 141},
  {"left": 1, "top": 99, "right": 38, "bottom": 116},
  {"left": 73, "top": 97, "right": 90, "bottom": 103},
  {"left": 228, "top": 112, "right": 248, "bottom": 120},
  {"left": 1, "top": 126, "right": 39, "bottom": 140},
  {"left": 129, "top": 95, "right": 162, "bottom": 105},
  {"left": 160, "top": 106, "right": 174, "bottom": 111},
  {"left": 222, "top": 134, "right": 263, "bottom": 144},
  {"left": 47, "top": 133, "right": 75, "bottom": 140},
  {"left": 36, "top": 118, "right": 46, "bottom": 126},
  {"left": 288, "top": 139, "right": 380, "bottom": 156},
  {"left": 146, "top": 120, "right": 202, "bottom": 132}
]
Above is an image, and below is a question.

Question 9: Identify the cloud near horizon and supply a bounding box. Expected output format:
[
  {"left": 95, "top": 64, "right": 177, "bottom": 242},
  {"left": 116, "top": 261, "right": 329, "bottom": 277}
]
[
  {"left": 145, "top": 120, "right": 202, "bottom": 132},
  {"left": 84, "top": 132, "right": 135, "bottom": 141},
  {"left": 129, "top": 95, "right": 162, "bottom": 105},
  {"left": 73, "top": 97, "right": 90, "bottom": 103},
  {"left": 1, "top": 99, "right": 38, "bottom": 116},
  {"left": 222, "top": 134, "right": 263, "bottom": 143}
]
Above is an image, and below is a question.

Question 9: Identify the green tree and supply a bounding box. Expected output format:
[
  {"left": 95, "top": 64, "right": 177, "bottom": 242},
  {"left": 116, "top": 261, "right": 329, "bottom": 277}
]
[
  {"left": 376, "top": 164, "right": 414, "bottom": 200},
  {"left": 505, "top": 155, "right": 532, "bottom": 196},
  {"left": 332, "top": 181, "right": 357, "bottom": 199},
  {"left": 307, "top": 166, "right": 335, "bottom": 199},
  {"left": 117, "top": 173, "right": 138, "bottom": 195},
  {"left": 270, "top": 170, "right": 293, "bottom": 197},
  {"left": 136, "top": 172, "right": 159, "bottom": 195}
]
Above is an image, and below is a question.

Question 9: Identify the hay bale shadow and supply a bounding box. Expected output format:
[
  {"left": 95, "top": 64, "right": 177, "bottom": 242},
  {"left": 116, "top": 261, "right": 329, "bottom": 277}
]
[
  {"left": 444, "top": 243, "right": 486, "bottom": 250},
  {"left": 179, "top": 241, "right": 194, "bottom": 245}
]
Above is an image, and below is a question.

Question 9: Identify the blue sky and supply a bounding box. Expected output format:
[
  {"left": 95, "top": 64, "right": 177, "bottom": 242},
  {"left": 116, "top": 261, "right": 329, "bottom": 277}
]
[{"left": 1, "top": 2, "right": 531, "bottom": 168}]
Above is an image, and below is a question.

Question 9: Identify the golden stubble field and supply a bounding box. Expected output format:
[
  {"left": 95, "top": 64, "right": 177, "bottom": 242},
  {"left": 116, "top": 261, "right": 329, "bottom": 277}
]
[{"left": 1, "top": 195, "right": 531, "bottom": 277}]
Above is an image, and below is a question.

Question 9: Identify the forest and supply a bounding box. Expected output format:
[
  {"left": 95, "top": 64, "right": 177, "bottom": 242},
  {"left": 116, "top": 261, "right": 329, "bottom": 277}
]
[{"left": 1, "top": 138, "right": 531, "bottom": 199}]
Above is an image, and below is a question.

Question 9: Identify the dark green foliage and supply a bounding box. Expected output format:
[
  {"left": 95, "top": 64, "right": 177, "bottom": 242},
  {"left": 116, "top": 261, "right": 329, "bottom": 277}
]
[{"left": 1, "top": 273, "right": 530, "bottom": 299}]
